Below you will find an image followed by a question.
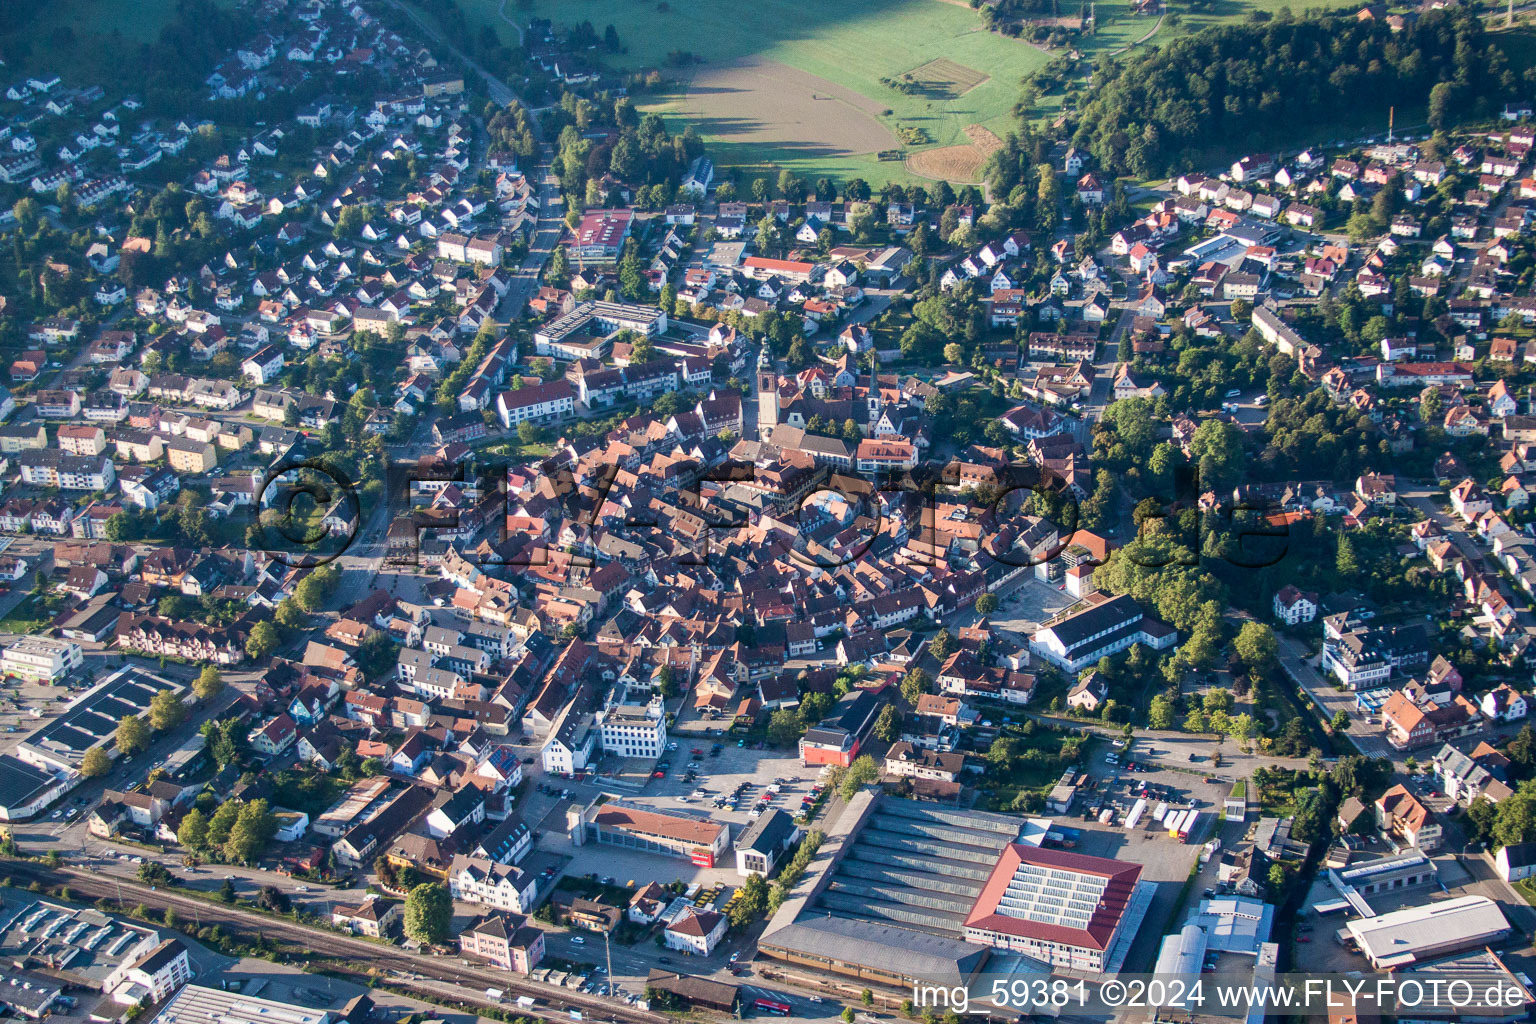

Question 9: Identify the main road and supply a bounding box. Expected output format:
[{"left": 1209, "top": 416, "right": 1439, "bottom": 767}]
[{"left": 321, "top": 0, "right": 570, "bottom": 608}]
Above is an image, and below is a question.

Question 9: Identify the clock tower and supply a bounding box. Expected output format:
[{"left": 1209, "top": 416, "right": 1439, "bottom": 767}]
[{"left": 755, "top": 348, "right": 778, "bottom": 439}]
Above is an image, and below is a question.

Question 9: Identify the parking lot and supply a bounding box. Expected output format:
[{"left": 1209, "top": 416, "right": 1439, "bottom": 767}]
[
  {"left": 514, "top": 706, "right": 835, "bottom": 901},
  {"left": 0, "top": 662, "right": 114, "bottom": 756},
  {"left": 629, "top": 737, "right": 824, "bottom": 826},
  {"left": 986, "top": 577, "right": 1079, "bottom": 638},
  {"left": 1079, "top": 739, "right": 1237, "bottom": 823},
  {"left": 1065, "top": 740, "right": 1249, "bottom": 971}
]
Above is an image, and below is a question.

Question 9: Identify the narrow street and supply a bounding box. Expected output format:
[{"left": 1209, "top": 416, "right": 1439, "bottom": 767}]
[
  {"left": 1274, "top": 634, "right": 1397, "bottom": 760},
  {"left": 1401, "top": 483, "right": 1536, "bottom": 628}
]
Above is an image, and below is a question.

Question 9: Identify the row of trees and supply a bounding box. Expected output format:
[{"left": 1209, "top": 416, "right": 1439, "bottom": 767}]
[
  {"left": 765, "top": 830, "right": 824, "bottom": 913},
  {"left": 176, "top": 798, "right": 279, "bottom": 865},
  {"left": 81, "top": 667, "right": 228, "bottom": 778}
]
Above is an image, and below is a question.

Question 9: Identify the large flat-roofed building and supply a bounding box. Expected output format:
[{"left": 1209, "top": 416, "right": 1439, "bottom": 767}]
[
  {"left": 571, "top": 800, "right": 731, "bottom": 867},
  {"left": 760, "top": 914, "right": 992, "bottom": 989},
  {"left": 1153, "top": 895, "right": 1276, "bottom": 968},
  {"left": 0, "top": 900, "right": 166, "bottom": 998},
  {"left": 147, "top": 985, "right": 338, "bottom": 1024},
  {"left": 16, "top": 666, "right": 184, "bottom": 774},
  {"left": 962, "top": 844, "right": 1144, "bottom": 971},
  {"left": 1393, "top": 947, "right": 1535, "bottom": 1022},
  {"left": 0, "top": 968, "right": 63, "bottom": 1018},
  {"left": 1344, "top": 895, "right": 1511, "bottom": 969},
  {"left": 759, "top": 794, "right": 1047, "bottom": 989},
  {"left": 0, "top": 755, "right": 65, "bottom": 821},
  {"left": 1327, "top": 851, "right": 1437, "bottom": 915},
  {"left": 1152, "top": 896, "right": 1279, "bottom": 1023},
  {"left": 0, "top": 636, "right": 83, "bottom": 683},
  {"left": 534, "top": 300, "right": 665, "bottom": 357}
]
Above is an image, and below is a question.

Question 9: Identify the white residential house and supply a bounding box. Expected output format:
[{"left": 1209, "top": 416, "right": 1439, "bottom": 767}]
[
  {"left": 449, "top": 854, "right": 539, "bottom": 914},
  {"left": 1495, "top": 842, "right": 1536, "bottom": 882},
  {"left": 241, "top": 345, "right": 284, "bottom": 386},
  {"left": 540, "top": 713, "right": 596, "bottom": 774},
  {"left": 1273, "top": 585, "right": 1319, "bottom": 625},
  {"left": 663, "top": 908, "right": 727, "bottom": 955},
  {"left": 1481, "top": 684, "right": 1528, "bottom": 722},
  {"left": 1066, "top": 672, "right": 1108, "bottom": 712},
  {"left": 1451, "top": 479, "right": 1493, "bottom": 522}
]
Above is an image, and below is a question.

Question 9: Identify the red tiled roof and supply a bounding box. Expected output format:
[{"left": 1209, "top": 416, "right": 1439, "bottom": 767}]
[
  {"left": 592, "top": 805, "right": 725, "bottom": 847},
  {"left": 964, "top": 844, "right": 1141, "bottom": 951}
]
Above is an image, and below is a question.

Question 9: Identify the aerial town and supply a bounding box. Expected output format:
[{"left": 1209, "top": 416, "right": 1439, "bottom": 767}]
[{"left": 2, "top": 0, "right": 1536, "bottom": 1022}]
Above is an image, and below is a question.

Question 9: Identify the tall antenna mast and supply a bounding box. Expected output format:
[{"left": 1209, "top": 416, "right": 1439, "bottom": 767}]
[{"left": 1387, "top": 106, "right": 1394, "bottom": 145}]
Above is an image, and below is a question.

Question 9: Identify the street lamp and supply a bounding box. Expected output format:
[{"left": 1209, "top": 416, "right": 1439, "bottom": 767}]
[{"left": 604, "top": 928, "right": 615, "bottom": 999}]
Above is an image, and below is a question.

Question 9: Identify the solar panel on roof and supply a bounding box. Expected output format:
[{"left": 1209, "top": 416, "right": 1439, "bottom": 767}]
[{"left": 995, "top": 861, "right": 1109, "bottom": 929}]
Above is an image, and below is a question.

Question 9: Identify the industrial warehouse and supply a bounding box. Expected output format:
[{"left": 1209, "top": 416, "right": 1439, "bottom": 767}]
[
  {"left": 568, "top": 798, "right": 732, "bottom": 867},
  {"left": 15, "top": 666, "right": 184, "bottom": 775},
  {"left": 1343, "top": 895, "right": 1512, "bottom": 970},
  {"left": 962, "top": 843, "right": 1149, "bottom": 972},
  {"left": 757, "top": 792, "right": 1155, "bottom": 987}
]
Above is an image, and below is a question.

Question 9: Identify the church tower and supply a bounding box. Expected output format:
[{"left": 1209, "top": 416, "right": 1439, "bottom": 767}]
[
  {"left": 865, "top": 357, "right": 881, "bottom": 428},
  {"left": 756, "top": 348, "right": 778, "bottom": 439}
]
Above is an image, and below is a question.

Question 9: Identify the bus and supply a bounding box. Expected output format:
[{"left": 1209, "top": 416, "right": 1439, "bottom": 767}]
[{"left": 755, "top": 998, "right": 792, "bottom": 1016}]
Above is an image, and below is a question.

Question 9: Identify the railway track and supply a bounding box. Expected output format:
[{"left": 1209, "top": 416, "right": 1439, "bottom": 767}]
[{"left": 3, "top": 861, "right": 671, "bottom": 1024}]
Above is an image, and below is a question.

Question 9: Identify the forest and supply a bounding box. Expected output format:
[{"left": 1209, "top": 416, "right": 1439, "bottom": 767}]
[{"left": 1015, "top": 8, "right": 1530, "bottom": 178}]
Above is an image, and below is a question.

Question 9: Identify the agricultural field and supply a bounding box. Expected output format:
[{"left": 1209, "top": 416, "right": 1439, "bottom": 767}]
[
  {"left": 465, "top": 0, "right": 1057, "bottom": 184},
  {"left": 900, "top": 58, "right": 992, "bottom": 98},
  {"left": 20, "top": 0, "right": 184, "bottom": 44}
]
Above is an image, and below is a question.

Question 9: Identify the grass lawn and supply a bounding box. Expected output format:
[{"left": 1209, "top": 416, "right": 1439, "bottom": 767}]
[
  {"left": 2, "top": 0, "right": 207, "bottom": 82},
  {"left": 475, "top": 438, "right": 555, "bottom": 460},
  {"left": 1174, "top": 0, "right": 1363, "bottom": 35},
  {"left": 0, "top": 597, "right": 49, "bottom": 636}
]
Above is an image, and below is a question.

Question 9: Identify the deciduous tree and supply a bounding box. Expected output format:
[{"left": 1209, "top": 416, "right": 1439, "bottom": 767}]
[
  {"left": 404, "top": 882, "right": 453, "bottom": 945},
  {"left": 80, "top": 747, "right": 111, "bottom": 777},
  {"left": 194, "top": 665, "right": 224, "bottom": 700},
  {"left": 116, "top": 715, "right": 148, "bottom": 755},
  {"left": 149, "top": 690, "right": 186, "bottom": 732}
]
